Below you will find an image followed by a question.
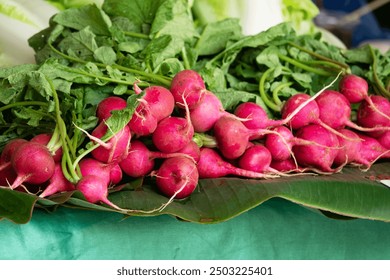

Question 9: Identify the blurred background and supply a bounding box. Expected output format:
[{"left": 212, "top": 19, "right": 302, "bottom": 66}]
[{"left": 313, "top": 0, "right": 390, "bottom": 49}]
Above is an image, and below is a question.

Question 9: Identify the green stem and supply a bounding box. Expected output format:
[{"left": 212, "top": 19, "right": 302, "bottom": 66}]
[
  {"left": 122, "top": 31, "right": 150, "bottom": 40},
  {"left": 304, "top": 60, "right": 348, "bottom": 73},
  {"left": 272, "top": 82, "right": 292, "bottom": 106},
  {"left": 277, "top": 53, "right": 333, "bottom": 76},
  {"left": 48, "top": 42, "right": 171, "bottom": 87},
  {"left": 288, "top": 41, "right": 350, "bottom": 72},
  {"left": 181, "top": 46, "right": 191, "bottom": 70},
  {"left": 45, "top": 76, "right": 80, "bottom": 183},
  {"left": 0, "top": 101, "right": 49, "bottom": 113},
  {"left": 369, "top": 45, "right": 390, "bottom": 98},
  {"left": 193, "top": 133, "right": 217, "bottom": 148},
  {"left": 259, "top": 68, "right": 282, "bottom": 112}
]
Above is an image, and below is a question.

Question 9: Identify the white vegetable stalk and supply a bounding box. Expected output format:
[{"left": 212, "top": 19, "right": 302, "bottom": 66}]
[
  {"left": 240, "top": 0, "right": 284, "bottom": 35},
  {"left": 0, "top": 0, "right": 59, "bottom": 66}
]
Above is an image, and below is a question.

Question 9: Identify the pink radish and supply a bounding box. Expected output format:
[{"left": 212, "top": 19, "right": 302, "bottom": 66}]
[
  {"left": 128, "top": 99, "right": 158, "bottom": 136},
  {"left": 264, "top": 125, "right": 302, "bottom": 161},
  {"left": 197, "top": 147, "right": 277, "bottom": 179},
  {"left": 31, "top": 133, "right": 63, "bottom": 162},
  {"left": 109, "top": 163, "right": 123, "bottom": 185},
  {"left": 292, "top": 124, "right": 340, "bottom": 172},
  {"left": 0, "top": 138, "right": 28, "bottom": 172},
  {"left": 76, "top": 174, "right": 121, "bottom": 210},
  {"left": 234, "top": 102, "right": 283, "bottom": 130},
  {"left": 39, "top": 163, "right": 75, "bottom": 198},
  {"left": 213, "top": 115, "right": 275, "bottom": 160},
  {"left": 10, "top": 142, "right": 55, "bottom": 189},
  {"left": 154, "top": 156, "right": 199, "bottom": 199},
  {"left": 170, "top": 69, "right": 206, "bottom": 109},
  {"left": 333, "top": 128, "right": 368, "bottom": 166},
  {"left": 0, "top": 164, "right": 16, "bottom": 186},
  {"left": 79, "top": 157, "right": 112, "bottom": 185},
  {"left": 316, "top": 89, "right": 390, "bottom": 133},
  {"left": 152, "top": 99, "right": 194, "bottom": 153},
  {"left": 189, "top": 90, "right": 246, "bottom": 132},
  {"left": 356, "top": 133, "right": 390, "bottom": 163},
  {"left": 340, "top": 74, "right": 390, "bottom": 128},
  {"left": 176, "top": 140, "right": 201, "bottom": 163},
  {"left": 96, "top": 96, "right": 127, "bottom": 122},
  {"left": 270, "top": 158, "right": 300, "bottom": 172},
  {"left": 270, "top": 158, "right": 326, "bottom": 174},
  {"left": 237, "top": 144, "right": 276, "bottom": 173},
  {"left": 332, "top": 129, "right": 389, "bottom": 169},
  {"left": 281, "top": 93, "right": 320, "bottom": 130},
  {"left": 338, "top": 74, "right": 369, "bottom": 103},
  {"left": 357, "top": 95, "right": 390, "bottom": 137},
  {"left": 119, "top": 140, "right": 194, "bottom": 178},
  {"left": 142, "top": 85, "right": 175, "bottom": 122},
  {"left": 89, "top": 122, "right": 131, "bottom": 163},
  {"left": 376, "top": 131, "right": 390, "bottom": 149}
]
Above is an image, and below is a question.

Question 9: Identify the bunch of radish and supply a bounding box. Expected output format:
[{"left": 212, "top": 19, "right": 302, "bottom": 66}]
[{"left": 0, "top": 70, "right": 389, "bottom": 210}]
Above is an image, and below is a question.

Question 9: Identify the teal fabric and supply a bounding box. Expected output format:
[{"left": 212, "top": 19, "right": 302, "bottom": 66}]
[{"left": 1, "top": 198, "right": 389, "bottom": 260}]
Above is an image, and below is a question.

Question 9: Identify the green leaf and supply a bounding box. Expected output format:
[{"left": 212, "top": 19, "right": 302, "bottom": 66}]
[
  {"left": 94, "top": 46, "right": 117, "bottom": 65},
  {"left": 53, "top": 3, "right": 111, "bottom": 35},
  {"left": 0, "top": 188, "right": 38, "bottom": 224},
  {"left": 150, "top": 0, "right": 197, "bottom": 42},
  {"left": 196, "top": 18, "right": 242, "bottom": 56},
  {"left": 102, "top": 0, "right": 165, "bottom": 32}
]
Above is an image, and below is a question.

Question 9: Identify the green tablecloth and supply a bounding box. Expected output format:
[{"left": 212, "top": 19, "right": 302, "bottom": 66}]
[{"left": 1, "top": 198, "right": 389, "bottom": 260}]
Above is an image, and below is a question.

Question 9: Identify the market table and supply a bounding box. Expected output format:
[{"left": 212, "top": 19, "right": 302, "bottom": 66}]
[{"left": 1, "top": 198, "right": 389, "bottom": 260}]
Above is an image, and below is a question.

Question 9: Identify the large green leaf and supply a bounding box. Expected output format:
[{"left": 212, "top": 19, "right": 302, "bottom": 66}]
[{"left": 1, "top": 162, "right": 389, "bottom": 224}]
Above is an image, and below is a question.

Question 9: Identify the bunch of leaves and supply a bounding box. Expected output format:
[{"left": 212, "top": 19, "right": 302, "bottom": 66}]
[{"left": 0, "top": 0, "right": 389, "bottom": 224}]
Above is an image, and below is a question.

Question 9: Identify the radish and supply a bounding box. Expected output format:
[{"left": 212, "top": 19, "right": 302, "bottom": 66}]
[
  {"left": 142, "top": 85, "right": 175, "bottom": 122},
  {"left": 96, "top": 96, "right": 127, "bottom": 122},
  {"left": 189, "top": 90, "right": 248, "bottom": 133},
  {"left": 176, "top": 140, "right": 201, "bottom": 163},
  {"left": 270, "top": 158, "right": 326, "bottom": 174},
  {"left": 30, "top": 133, "right": 63, "bottom": 162},
  {"left": 332, "top": 129, "right": 389, "bottom": 169},
  {"left": 339, "top": 74, "right": 390, "bottom": 121},
  {"left": 234, "top": 102, "right": 283, "bottom": 130},
  {"left": 264, "top": 125, "right": 302, "bottom": 162},
  {"left": 280, "top": 92, "right": 358, "bottom": 140},
  {"left": 376, "top": 131, "right": 390, "bottom": 149},
  {"left": 0, "top": 164, "right": 16, "bottom": 186},
  {"left": 76, "top": 174, "right": 121, "bottom": 210},
  {"left": 39, "top": 163, "right": 75, "bottom": 198},
  {"left": 213, "top": 115, "right": 276, "bottom": 160},
  {"left": 152, "top": 98, "right": 194, "bottom": 153},
  {"left": 238, "top": 144, "right": 277, "bottom": 174},
  {"left": 128, "top": 99, "right": 158, "bottom": 136},
  {"left": 0, "top": 138, "right": 28, "bottom": 172},
  {"left": 170, "top": 69, "right": 206, "bottom": 109},
  {"left": 109, "top": 163, "right": 123, "bottom": 185},
  {"left": 281, "top": 93, "right": 320, "bottom": 130},
  {"left": 357, "top": 95, "right": 390, "bottom": 137},
  {"left": 79, "top": 157, "right": 112, "bottom": 185},
  {"left": 89, "top": 121, "right": 131, "bottom": 163},
  {"left": 316, "top": 89, "right": 390, "bottom": 134},
  {"left": 338, "top": 74, "right": 369, "bottom": 103},
  {"left": 197, "top": 147, "right": 277, "bottom": 179},
  {"left": 270, "top": 158, "right": 300, "bottom": 172},
  {"left": 119, "top": 140, "right": 195, "bottom": 178},
  {"left": 356, "top": 133, "right": 390, "bottom": 164},
  {"left": 154, "top": 156, "right": 199, "bottom": 199},
  {"left": 333, "top": 128, "right": 368, "bottom": 166},
  {"left": 10, "top": 142, "right": 56, "bottom": 189},
  {"left": 292, "top": 124, "right": 340, "bottom": 172}
]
